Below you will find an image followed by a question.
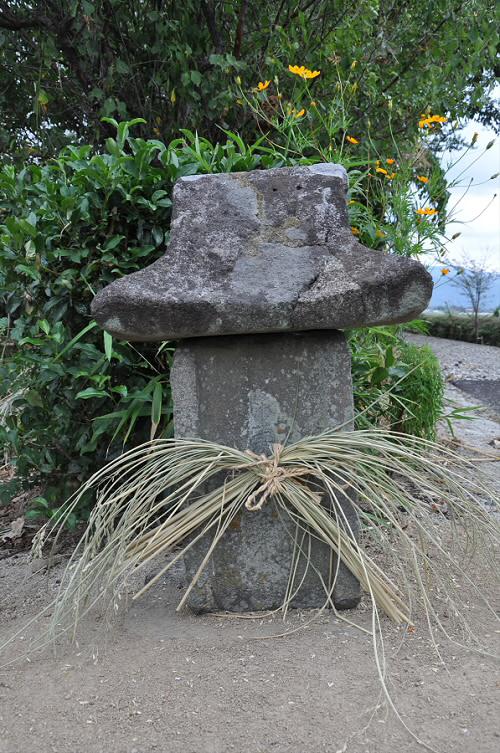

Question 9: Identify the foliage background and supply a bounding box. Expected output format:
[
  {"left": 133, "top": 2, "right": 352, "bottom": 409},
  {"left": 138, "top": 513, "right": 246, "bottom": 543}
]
[
  {"left": 1, "top": 0, "right": 498, "bottom": 516},
  {"left": 0, "top": 125, "right": 445, "bottom": 512},
  {"left": 0, "top": 0, "right": 498, "bottom": 159},
  {"left": 423, "top": 312, "right": 500, "bottom": 347}
]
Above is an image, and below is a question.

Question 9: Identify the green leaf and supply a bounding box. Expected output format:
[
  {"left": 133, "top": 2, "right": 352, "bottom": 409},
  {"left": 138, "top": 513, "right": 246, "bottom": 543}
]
[
  {"left": 371, "top": 366, "right": 389, "bottom": 386},
  {"left": 104, "top": 331, "right": 113, "bottom": 361},
  {"left": 55, "top": 320, "right": 98, "bottom": 361},
  {"left": 76, "top": 388, "right": 110, "bottom": 400},
  {"left": 111, "top": 385, "right": 128, "bottom": 397},
  {"left": 37, "top": 89, "right": 49, "bottom": 106},
  {"left": 150, "top": 381, "right": 163, "bottom": 439},
  {"left": 104, "top": 235, "right": 124, "bottom": 251}
]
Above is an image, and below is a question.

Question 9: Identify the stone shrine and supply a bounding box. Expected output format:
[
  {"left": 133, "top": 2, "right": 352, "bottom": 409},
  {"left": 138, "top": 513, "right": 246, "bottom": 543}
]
[{"left": 92, "top": 163, "right": 432, "bottom": 612}]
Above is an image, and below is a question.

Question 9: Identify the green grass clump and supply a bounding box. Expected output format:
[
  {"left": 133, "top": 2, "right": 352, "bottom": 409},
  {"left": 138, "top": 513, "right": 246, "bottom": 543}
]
[{"left": 395, "top": 342, "right": 444, "bottom": 441}]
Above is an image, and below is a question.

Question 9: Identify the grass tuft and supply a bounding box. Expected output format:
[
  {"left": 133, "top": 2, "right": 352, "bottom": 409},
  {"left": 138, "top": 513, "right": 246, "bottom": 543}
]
[{"left": 17, "top": 428, "right": 497, "bottom": 651}]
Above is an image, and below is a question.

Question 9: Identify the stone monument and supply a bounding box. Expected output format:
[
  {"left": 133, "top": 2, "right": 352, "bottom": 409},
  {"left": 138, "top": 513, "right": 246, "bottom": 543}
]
[{"left": 92, "top": 163, "right": 432, "bottom": 613}]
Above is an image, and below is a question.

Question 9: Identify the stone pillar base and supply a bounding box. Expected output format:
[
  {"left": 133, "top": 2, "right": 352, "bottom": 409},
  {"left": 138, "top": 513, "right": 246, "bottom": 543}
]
[{"left": 171, "top": 330, "right": 361, "bottom": 613}]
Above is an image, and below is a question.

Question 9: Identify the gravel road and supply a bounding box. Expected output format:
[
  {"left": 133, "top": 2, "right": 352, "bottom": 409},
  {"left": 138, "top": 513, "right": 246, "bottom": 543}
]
[{"left": 406, "top": 333, "right": 500, "bottom": 382}]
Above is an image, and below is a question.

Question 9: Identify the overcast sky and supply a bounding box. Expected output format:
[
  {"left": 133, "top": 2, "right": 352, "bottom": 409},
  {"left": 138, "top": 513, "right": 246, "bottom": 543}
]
[{"left": 439, "top": 95, "right": 500, "bottom": 272}]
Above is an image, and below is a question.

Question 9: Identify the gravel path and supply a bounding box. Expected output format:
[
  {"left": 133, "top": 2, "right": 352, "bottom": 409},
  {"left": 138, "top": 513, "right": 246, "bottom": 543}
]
[
  {"left": 407, "top": 334, "right": 499, "bottom": 492},
  {"left": 406, "top": 334, "right": 500, "bottom": 382}
]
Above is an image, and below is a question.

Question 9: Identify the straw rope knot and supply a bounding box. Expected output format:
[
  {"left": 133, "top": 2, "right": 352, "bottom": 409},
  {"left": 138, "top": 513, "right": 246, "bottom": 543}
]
[{"left": 244, "top": 443, "right": 320, "bottom": 511}]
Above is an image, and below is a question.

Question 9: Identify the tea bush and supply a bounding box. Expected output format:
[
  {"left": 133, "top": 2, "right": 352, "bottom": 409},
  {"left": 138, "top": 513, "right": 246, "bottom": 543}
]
[{"left": 0, "top": 124, "right": 289, "bottom": 502}]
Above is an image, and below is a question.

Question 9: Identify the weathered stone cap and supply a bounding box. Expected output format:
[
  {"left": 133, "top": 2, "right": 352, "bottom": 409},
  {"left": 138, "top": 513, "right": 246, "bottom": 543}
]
[{"left": 92, "top": 163, "right": 433, "bottom": 341}]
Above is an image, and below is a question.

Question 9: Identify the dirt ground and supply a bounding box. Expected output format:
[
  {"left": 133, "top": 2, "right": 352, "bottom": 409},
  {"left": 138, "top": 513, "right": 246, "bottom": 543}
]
[
  {"left": 0, "top": 336, "right": 499, "bottom": 753},
  {"left": 0, "top": 551, "right": 499, "bottom": 753}
]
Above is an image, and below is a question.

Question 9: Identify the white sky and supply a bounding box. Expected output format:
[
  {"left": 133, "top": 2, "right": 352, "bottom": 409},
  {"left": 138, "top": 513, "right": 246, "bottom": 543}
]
[{"left": 439, "top": 95, "right": 500, "bottom": 272}]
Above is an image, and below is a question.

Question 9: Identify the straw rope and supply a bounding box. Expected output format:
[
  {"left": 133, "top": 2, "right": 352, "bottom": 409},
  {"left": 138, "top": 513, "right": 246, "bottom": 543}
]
[{"left": 242, "top": 443, "right": 323, "bottom": 511}]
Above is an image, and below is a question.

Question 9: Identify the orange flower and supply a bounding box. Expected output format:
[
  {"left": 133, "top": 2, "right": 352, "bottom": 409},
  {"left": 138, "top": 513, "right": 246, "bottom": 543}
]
[
  {"left": 288, "top": 65, "right": 321, "bottom": 79},
  {"left": 417, "top": 175, "right": 429, "bottom": 184},
  {"left": 441, "top": 268, "right": 450, "bottom": 276},
  {"left": 257, "top": 80, "right": 271, "bottom": 91},
  {"left": 295, "top": 108, "right": 306, "bottom": 118},
  {"left": 346, "top": 135, "right": 359, "bottom": 144},
  {"left": 419, "top": 114, "right": 448, "bottom": 129},
  {"left": 416, "top": 207, "right": 438, "bottom": 216},
  {"left": 351, "top": 226, "right": 360, "bottom": 235},
  {"left": 386, "top": 158, "right": 396, "bottom": 165}
]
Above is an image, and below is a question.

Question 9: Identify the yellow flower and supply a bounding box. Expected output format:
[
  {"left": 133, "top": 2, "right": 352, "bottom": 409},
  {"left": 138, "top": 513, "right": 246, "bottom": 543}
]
[
  {"left": 346, "top": 135, "right": 359, "bottom": 144},
  {"left": 288, "top": 65, "right": 321, "bottom": 79},
  {"left": 295, "top": 108, "right": 306, "bottom": 118},
  {"left": 416, "top": 207, "right": 438, "bottom": 216},
  {"left": 386, "top": 158, "right": 396, "bottom": 165},
  {"left": 386, "top": 172, "right": 397, "bottom": 180},
  {"left": 376, "top": 229, "right": 386, "bottom": 238},
  {"left": 419, "top": 113, "right": 448, "bottom": 129},
  {"left": 441, "top": 268, "right": 450, "bottom": 276},
  {"left": 376, "top": 166, "right": 388, "bottom": 175},
  {"left": 257, "top": 80, "right": 271, "bottom": 91},
  {"left": 417, "top": 175, "right": 429, "bottom": 184},
  {"left": 351, "top": 226, "right": 360, "bottom": 235}
]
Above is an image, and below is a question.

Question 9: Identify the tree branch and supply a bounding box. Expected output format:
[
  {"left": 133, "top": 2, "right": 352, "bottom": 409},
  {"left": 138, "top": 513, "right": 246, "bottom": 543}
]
[
  {"left": 201, "top": 1, "right": 223, "bottom": 53},
  {"left": 233, "top": 0, "right": 248, "bottom": 59}
]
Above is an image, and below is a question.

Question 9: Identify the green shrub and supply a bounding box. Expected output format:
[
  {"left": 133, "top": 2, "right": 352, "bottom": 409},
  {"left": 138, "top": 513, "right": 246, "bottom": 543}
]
[
  {"left": 392, "top": 342, "right": 444, "bottom": 440},
  {"left": 0, "top": 125, "right": 288, "bottom": 496},
  {"left": 351, "top": 330, "right": 444, "bottom": 441},
  {"left": 423, "top": 313, "right": 500, "bottom": 347}
]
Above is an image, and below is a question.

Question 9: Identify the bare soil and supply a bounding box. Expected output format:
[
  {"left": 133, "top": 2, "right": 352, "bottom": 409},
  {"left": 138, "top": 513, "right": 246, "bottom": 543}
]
[
  {"left": 0, "top": 335, "right": 499, "bottom": 753},
  {"left": 1, "top": 551, "right": 499, "bottom": 753}
]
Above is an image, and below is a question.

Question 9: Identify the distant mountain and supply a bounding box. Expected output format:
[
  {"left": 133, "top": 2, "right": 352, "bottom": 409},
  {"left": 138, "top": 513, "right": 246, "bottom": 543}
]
[{"left": 427, "top": 266, "right": 500, "bottom": 312}]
